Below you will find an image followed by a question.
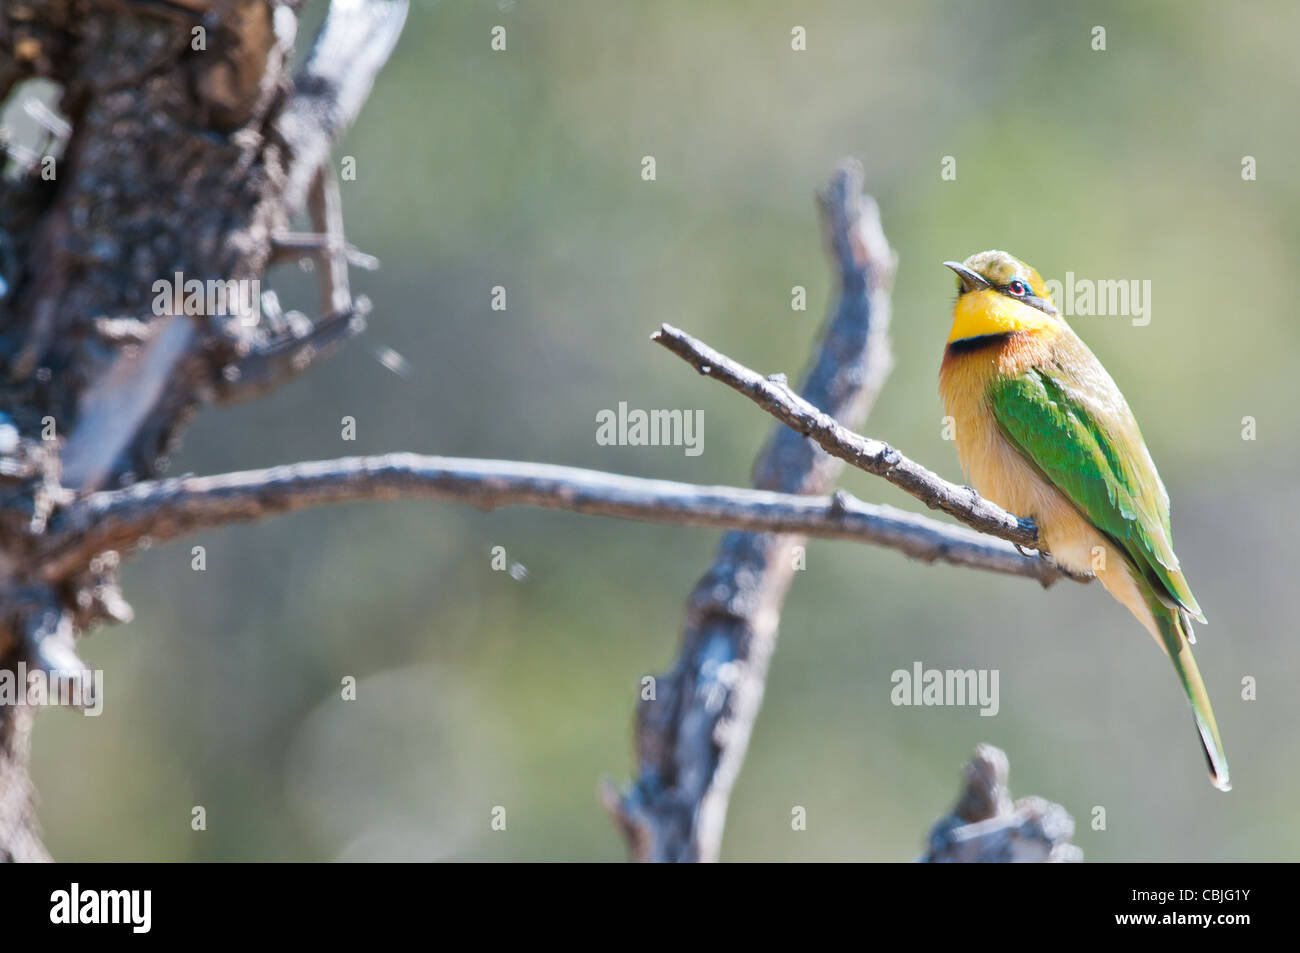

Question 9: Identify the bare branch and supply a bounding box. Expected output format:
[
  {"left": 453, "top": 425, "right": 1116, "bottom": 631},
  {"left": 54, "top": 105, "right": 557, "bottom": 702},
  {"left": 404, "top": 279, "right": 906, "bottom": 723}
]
[
  {"left": 652, "top": 322, "right": 1045, "bottom": 553},
  {"left": 922, "top": 745, "right": 1082, "bottom": 863},
  {"left": 269, "top": 232, "right": 380, "bottom": 271},
  {"left": 306, "top": 167, "right": 352, "bottom": 316},
  {"left": 213, "top": 299, "right": 370, "bottom": 405},
  {"left": 39, "top": 453, "right": 1068, "bottom": 587},
  {"left": 607, "top": 161, "right": 896, "bottom": 862},
  {"left": 276, "top": 0, "right": 411, "bottom": 211}
]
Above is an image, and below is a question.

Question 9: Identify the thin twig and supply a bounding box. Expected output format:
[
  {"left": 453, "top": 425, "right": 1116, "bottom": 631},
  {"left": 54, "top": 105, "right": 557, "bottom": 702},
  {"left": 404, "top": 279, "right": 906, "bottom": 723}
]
[
  {"left": 306, "top": 167, "right": 352, "bottom": 316},
  {"left": 651, "top": 322, "right": 1044, "bottom": 552},
  {"left": 269, "top": 232, "right": 380, "bottom": 270}
]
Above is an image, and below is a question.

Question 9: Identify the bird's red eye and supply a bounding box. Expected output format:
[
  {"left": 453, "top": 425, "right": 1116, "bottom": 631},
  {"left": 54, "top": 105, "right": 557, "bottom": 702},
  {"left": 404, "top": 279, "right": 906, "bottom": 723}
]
[{"left": 1009, "top": 280, "right": 1028, "bottom": 296}]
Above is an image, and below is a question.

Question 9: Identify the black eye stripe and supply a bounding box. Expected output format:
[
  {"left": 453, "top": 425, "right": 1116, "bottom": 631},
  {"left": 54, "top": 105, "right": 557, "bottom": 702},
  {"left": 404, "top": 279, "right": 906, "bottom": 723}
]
[
  {"left": 1000, "top": 288, "right": 1058, "bottom": 316},
  {"left": 953, "top": 271, "right": 1056, "bottom": 314}
]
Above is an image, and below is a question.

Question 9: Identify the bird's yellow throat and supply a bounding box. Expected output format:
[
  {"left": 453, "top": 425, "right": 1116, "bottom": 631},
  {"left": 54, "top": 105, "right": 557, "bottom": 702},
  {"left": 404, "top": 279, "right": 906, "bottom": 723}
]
[{"left": 948, "top": 288, "right": 1058, "bottom": 345}]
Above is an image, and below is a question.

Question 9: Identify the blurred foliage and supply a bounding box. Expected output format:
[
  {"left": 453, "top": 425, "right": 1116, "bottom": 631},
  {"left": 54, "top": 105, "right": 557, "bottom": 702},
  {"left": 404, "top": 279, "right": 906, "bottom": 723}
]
[{"left": 28, "top": 0, "right": 1300, "bottom": 860}]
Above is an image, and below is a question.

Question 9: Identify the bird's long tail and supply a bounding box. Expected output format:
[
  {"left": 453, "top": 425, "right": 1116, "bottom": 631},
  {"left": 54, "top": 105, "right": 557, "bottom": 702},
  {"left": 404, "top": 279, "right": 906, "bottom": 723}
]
[{"left": 1154, "top": 607, "right": 1231, "bottom": 791}]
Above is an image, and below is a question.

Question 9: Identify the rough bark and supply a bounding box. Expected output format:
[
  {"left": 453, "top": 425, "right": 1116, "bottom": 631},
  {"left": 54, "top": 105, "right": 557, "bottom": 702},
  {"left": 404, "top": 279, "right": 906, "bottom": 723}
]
[{"left": 0, "top": 0, "right": 407, "bottom": 862}]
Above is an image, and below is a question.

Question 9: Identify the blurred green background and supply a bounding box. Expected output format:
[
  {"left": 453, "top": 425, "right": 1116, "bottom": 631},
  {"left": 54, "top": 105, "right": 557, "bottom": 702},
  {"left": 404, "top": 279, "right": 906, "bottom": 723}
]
[{"left": 27, "top": 0, "right": 1300, "bottom": 860}]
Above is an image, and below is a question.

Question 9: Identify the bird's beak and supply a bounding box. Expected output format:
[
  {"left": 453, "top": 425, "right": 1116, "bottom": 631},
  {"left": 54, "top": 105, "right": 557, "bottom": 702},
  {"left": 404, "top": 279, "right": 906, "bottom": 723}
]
[{"left": 943, "top": 261, "right": 992, "bottom": 294}]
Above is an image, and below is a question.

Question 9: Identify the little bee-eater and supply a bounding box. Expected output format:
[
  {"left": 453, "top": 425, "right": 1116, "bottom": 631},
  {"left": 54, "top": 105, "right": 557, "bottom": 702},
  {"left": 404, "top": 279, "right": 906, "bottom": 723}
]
[{"left": 938, "top": 250, "right": 1229, "bottom": 791}]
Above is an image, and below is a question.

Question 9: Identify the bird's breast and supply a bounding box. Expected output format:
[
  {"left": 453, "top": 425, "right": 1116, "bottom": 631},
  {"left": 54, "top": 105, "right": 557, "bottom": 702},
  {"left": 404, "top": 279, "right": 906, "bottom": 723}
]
[
  {"left": 938, "top": 327, "right": 1163, "bottom": 639},
  {"left": 938, "top": 332, "right": 1094, "bottom": 570}
]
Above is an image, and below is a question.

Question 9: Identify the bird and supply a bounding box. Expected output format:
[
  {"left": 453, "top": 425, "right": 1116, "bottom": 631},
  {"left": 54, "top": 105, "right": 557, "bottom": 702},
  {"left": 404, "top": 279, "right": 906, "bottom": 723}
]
[{"left": 938, "top": 250, "right": 1229, "bottom": 791}]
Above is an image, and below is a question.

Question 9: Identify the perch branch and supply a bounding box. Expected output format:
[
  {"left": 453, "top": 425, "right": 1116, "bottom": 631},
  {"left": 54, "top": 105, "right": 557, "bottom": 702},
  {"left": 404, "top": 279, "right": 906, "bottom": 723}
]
[
  {"left": 652, "top": 323, "right": 1046, "bottom": 553},
  {"left": 38, "top": 454, "right": 1068, "bottom": 586}
]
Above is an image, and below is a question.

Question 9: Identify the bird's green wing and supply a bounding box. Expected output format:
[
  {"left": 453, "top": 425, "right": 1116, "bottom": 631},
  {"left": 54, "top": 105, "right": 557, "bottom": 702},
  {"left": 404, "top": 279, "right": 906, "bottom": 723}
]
[{"left": 986, "top": 358, "right": 1204, "bottom": 621}]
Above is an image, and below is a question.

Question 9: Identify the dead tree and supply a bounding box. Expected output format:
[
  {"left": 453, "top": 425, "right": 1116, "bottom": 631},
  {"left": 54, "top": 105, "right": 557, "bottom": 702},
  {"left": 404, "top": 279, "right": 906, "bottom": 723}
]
[{"left": 0, "top": 1, "right": 1076, "bottom": 861}]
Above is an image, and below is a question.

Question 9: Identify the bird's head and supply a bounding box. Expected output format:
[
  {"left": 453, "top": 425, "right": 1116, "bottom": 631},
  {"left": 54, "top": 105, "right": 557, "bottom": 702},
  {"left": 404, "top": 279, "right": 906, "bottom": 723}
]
[{"left": 943, "top": 250, "right": 1059, "bottom": 347}]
